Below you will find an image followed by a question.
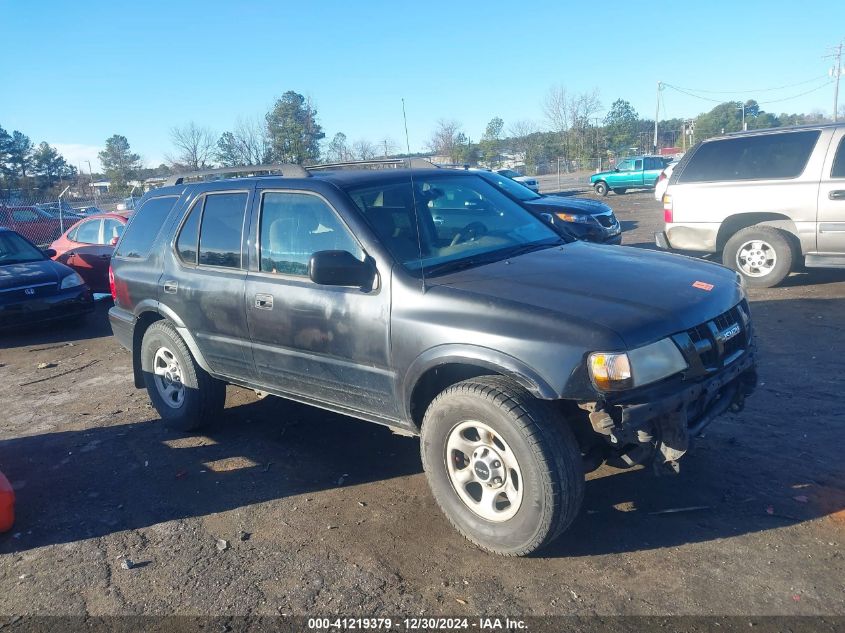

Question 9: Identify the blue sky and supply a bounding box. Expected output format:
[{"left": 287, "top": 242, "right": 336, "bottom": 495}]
[{"left": 1, "top": 0, "right": 843, "bottom": 170}]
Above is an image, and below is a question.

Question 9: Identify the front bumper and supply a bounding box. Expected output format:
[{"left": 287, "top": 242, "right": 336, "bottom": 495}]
[
  {"left": 557, "top": 220, "right": 622, "bottom": 245},
  {"left": 0, "top": 286, "right": 93, "bottom": 330},
  {"left": 587, "top": 349, "right": 757, "bottom": 469}
]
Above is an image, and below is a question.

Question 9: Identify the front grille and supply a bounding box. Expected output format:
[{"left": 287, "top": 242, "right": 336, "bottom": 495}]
[
  {"left": 677, "top": 300, "right": 750, "bottom": 375},
  {"left": 595, "top": 213, "right": 616, "bottom": 228}
]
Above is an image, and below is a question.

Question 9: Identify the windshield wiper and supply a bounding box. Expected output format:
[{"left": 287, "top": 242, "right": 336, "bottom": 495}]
[
  {"left": 497, "top": 239, "right": 565, "bottom": 260},
  {"left": 424, "top": 240, "right": 565, "bottom": 277}
]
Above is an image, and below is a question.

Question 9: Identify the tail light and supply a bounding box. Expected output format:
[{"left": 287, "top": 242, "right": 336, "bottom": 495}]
[
  {"left": 657, "top": 171, "right": 667, "bottom": 184},
  {"left": 663, "top": 194, "right": 673, "bottom": 223},
  {"left": 108, "top": 265, "right": 117, "bottom": 301}
]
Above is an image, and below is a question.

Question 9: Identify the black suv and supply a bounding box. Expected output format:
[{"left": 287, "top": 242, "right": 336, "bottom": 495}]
[{"left": 109, "top": 161, "right": 757, "bottom": 556}]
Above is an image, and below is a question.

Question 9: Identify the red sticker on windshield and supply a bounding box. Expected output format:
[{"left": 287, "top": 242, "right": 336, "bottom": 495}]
[{"left": 692, "top": 281, "right": 714, "bottom": 291}]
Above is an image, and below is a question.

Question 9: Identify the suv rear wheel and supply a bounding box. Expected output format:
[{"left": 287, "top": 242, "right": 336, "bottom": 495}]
[
  {"left": 594, "top": 181, "right": 608, "bottom": 196},
  {"left": 420, "top": 376, "right": 584, "bottom": 556},
  {"left": 140, "top": 321, "right": 225, "bottom": 431},
  {"left": 723, "top": 225, "right": 795, "bottom": 288}
]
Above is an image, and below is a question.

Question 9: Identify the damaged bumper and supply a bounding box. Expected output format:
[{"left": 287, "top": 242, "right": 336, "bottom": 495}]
[{"left": 585, "top": 349, "right": 758, "bottom": 471}]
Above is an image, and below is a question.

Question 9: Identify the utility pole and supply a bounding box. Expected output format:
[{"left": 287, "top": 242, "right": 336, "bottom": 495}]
[
  {"left": 825, "top": 41, "right": 843, "bottom": 122},
  {"left": 653, "top": 81, "right": 661, "bottom": 154},
  {"left": 86, "top": 160, "right": 98, "bottom": 206},
  {"left": 736, "top": 102, "right": 747, "bottom": 131}
]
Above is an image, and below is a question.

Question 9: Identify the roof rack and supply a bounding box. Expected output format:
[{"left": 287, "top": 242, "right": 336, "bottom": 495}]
[
  {"left": 164, "top": 163, "right": 310, "bottom": 186},
  {"left": 306, "top": 157, "right": 438, "bottom": 171}
]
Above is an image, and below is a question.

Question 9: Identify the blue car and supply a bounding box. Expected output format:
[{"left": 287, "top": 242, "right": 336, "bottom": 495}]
[
  {"left": 0, "top": 227, "right": 93, "bottom": 330},
  {"left": 476, "top": 170, "right": 622, "bottom": 244}
]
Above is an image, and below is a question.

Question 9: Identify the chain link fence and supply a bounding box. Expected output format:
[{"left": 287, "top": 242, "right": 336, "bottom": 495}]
[{"left": 0, "top": 192, "right": 132, "bottom": 247}]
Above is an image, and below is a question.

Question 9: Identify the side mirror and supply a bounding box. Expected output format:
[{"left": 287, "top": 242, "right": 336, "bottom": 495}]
[
  {"left": 539, "top": 213, "right": 554, "bottom": 225},
  {"left": 309, "top": 250, "right": 374, "bottom": 288},
  {"left": 42, "top": 248, "right": 57, "bottom": 259}
]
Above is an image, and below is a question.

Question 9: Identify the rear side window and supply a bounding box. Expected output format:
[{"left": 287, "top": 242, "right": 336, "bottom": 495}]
[
  {"left": 176, "top": 198, "right": 203, "bottom": 264},
  {"left": 679, "top": 131, "right": 820, "bottom": 183},
  {"left": 831, "top": 137, "right": 845, "bottom": 179},
  {"left": 103, "top": 218, "right": 124, "bottom": 243},
  {"left": 198, "top": 192, "right": 247, "bottom": 268},
  {"left": 115, "top": 196, "right": 178, "bottom": 258}
]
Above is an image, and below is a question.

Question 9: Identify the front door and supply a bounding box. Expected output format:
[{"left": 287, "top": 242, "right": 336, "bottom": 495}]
[
  {"left": 245, "top": 189, "right": 395, "bottom": 418},
  {"left": 612, "top": 159, "right": 636, "bottom": 188},
  {"left": 817, "top": 128, "right": 845, "bottom": 253}
]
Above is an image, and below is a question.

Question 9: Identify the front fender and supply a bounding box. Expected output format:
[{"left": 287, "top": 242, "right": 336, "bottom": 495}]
[{"left": 400, "top": 344, "right": 558, "bottom": 422}]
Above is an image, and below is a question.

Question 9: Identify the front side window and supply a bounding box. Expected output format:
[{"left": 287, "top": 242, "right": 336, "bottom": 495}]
[
  {"left": 74, "top": 219, "right": 101, "bottom": 244},
  {"left": 679, "top": 130, "right": 821, "bottom": 183},
  {"left": 260, "top": 192, "right": 362, "bottom": 276},
  {"left": 616, "top": 159, "right": 634, "bottom": 172},
  {"left": 347, "top": 174, "right": 560, "bottom": 275},
  {"left": 198, "top": 192, "right": 248, "bottom": 268},
  {"left": 115, "top": 196, "right": 178, "bottom": 258}
]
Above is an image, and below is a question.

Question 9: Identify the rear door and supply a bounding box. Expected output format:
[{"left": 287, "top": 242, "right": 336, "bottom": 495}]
[
  {"left": 817, "top": 127, "right": 845, "bottom": 253},
  {"left": 244, "top": 188, "right": 395, "bottom": 417},
  {"left": 163, "top": 188, "right": 256, "bottom": 380}
]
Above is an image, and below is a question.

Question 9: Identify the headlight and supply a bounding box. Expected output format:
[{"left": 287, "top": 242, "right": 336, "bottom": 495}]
[
  {"left": 589, "top": 338, "right": 688, "bottom": 392},
  {"left": 555, "top": 212, "right": 593, "bottom": 224},
  {"left": 60, "top": 272, "right": 85, "bottom": 289}
]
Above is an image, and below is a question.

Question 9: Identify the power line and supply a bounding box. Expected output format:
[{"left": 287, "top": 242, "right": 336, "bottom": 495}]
[
  {"left": 666, "top": 75, "right": 829, "bottom": 94},
  {"left": 662, "top": 79, "right": 833, "bottom": 106}
]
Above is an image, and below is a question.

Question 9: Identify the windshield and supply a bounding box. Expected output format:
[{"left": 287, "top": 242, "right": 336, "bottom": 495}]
[
  {"left": 497, "top": 169, "right": 520, "bottom": 178},
  {"left": 0, "top": 231, "right": 45, "bottom": 265},
  {"left": 346, "top": 174, "right": 561, "bottom": 276},
  {"left": 479, "top": 171, "right": 542, "bottom": 201}
]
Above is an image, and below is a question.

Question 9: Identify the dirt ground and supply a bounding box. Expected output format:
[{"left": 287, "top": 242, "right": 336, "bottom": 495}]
[{"left": 1, "top": 189, "right": 844, "bottom": 618}]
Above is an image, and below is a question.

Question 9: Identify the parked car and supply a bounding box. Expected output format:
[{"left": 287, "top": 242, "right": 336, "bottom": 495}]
[
  {"left": 496, "top": 168, "right": 539, "bottom": 192},
  {"left": 474, "top": 169, "right": 622, "bottom": 244},
  {"left": 657, "top": 123, "right": 845, "bottom": 287},
  {"left": 0, "top": 228, "right": 93, "bottom": 329},
  {"left": 0, "top": 206, "right": 64, "bottom": 246},
  {"left": 109, "top": 163, "right": 756, "bottom": 556},
  {"left": 50, "top": 212, "right": 130, "bottom": 293},
  {"left": 654, "top": 161, "right": 676, "bottom": 202},
  {"left": 35, "top": 201, "right": 85, "bottom": 221},
  {"left": 73, "top": 206, "right": 107, "bottom": 216},
  {"left": 590, "top": 156, "right": 669, "bottom": 196}
]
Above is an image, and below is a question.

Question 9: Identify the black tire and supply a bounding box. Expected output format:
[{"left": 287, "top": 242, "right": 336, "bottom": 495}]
[
  {"left": 594, "top": 181, "right": 608, "bottom": 196},
  {"left": 613, "top": 188, "right": 627, "bottom": 195},
  {"left": 140, "top": 320, "right": 225, "bottom": 431},
  {"left": 420, "top": 376, "right": 584, "bottom": 556},
  {"left": 722, "top": 225, "right": 795, "bottom": 288}
]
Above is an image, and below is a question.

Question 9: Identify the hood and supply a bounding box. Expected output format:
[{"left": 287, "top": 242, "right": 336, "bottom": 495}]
[
  {"left": 524, "top": 195, "right": 612, "bottom": 215},
  {"left": 0, "top": 259, "right": 65, "bottom": 292},
  {"left": 428, "top": 242, "right": 744, "bottom": 349}
]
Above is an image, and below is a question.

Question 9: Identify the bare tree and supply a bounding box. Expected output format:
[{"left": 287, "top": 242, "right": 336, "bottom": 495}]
[
  {"left": 427, "top": 119, "right": 463, "bottom": 162},
  {"left": 507, "top": 119, "right": 540, "bottom": 162},
  {"left": 353, "top": 139, "right": 377, "bottom": 161},
  {"left": 168, "top": 122, "right": 216, "bottom": 170},
  {"left": 234, "top": 116, "right": 271, "bottom": 165},
  {"left": 543, "top": 84, "right": 570, "bottom": 134}
]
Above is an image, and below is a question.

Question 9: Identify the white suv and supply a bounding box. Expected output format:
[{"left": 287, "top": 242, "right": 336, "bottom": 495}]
[{"left": 656, "top": 123, "right": 845, "bottom": 287}]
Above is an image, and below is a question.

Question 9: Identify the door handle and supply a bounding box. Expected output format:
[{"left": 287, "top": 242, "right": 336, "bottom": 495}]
[
  {"left": 829, "top": 190, "right": 845, "bottom": 200},
  {"left": 254, "top": 293, "right": 273, "bottom": 310},
  {"left": 163, "top": 280, "right": 178, "bottom": 294}
]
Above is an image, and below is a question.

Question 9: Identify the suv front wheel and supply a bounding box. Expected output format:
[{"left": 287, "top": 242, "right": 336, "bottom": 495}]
[
  {"left": 420, "top": 376, "right": 584, "bottom": 556},
  {"left": 723, "top": 226, "right": 795, "bottom": 288},
  {"left": 594, "top": 182, "right": 608, "bottom": 196},
  {"left": 140, "top": 320, "right": 226, "bottom": 431}
]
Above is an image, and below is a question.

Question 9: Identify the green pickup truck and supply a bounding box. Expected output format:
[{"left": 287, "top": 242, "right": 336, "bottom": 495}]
[{"left": 590, "top": 155, "right": 669, "bottom": 196}]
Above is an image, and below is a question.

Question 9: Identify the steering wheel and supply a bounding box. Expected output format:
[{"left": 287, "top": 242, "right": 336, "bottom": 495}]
[{"left": 450, "top": 222, "right": 488, "bottom": 246}]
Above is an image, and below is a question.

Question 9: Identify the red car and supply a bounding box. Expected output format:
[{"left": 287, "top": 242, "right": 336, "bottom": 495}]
[
  {"left": 49, "top": 212, "right": 130, "bottom": 293},
  {"left": 0, "top": 206, "right": 64, "bottom": 247}
]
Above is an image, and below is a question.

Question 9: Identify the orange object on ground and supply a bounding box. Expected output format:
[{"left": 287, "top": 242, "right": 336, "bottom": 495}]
[{"left": 0, "top": 470, "right": 15, "bottom": 533}]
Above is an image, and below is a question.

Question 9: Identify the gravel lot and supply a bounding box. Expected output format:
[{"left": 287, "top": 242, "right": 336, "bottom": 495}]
[{"left": 1, "top": 189, "right": 844, "bottom": 617}]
